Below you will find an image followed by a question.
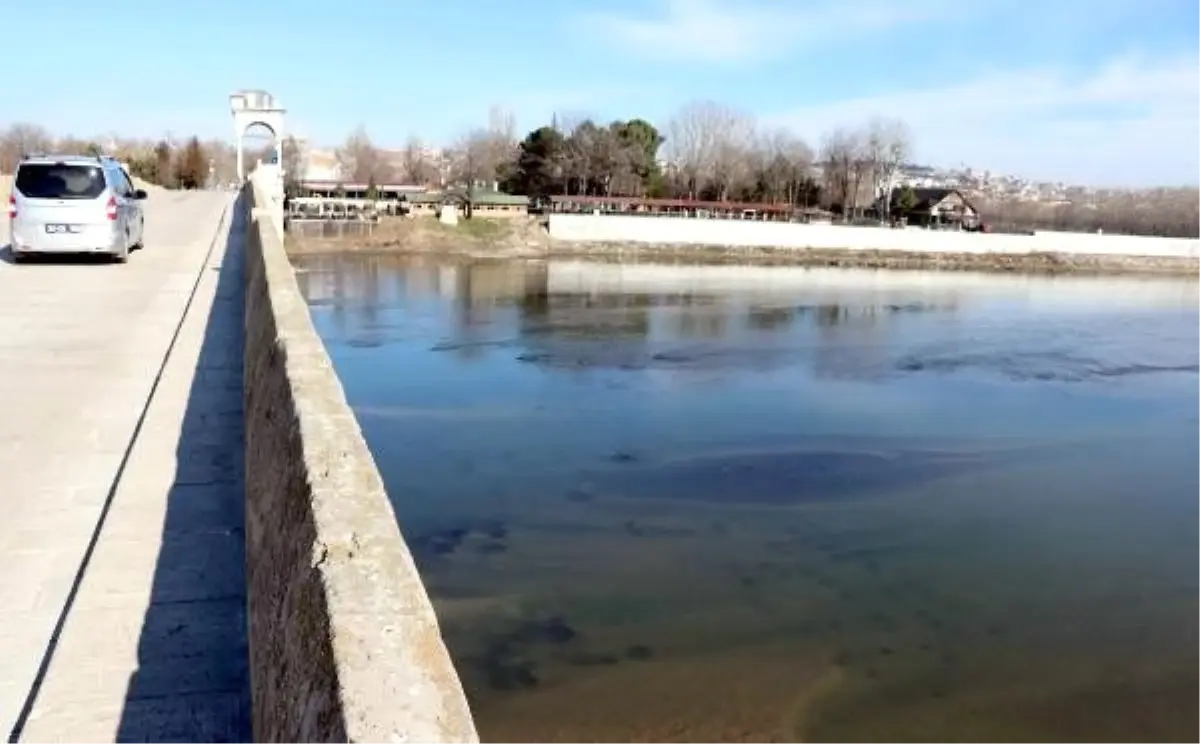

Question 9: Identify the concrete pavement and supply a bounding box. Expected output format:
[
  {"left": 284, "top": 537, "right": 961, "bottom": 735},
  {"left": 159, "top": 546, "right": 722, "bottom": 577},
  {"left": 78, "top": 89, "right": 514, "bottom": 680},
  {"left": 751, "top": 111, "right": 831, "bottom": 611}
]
[{"left": 0, "top": 190, "right": 250, "bottom": 742}]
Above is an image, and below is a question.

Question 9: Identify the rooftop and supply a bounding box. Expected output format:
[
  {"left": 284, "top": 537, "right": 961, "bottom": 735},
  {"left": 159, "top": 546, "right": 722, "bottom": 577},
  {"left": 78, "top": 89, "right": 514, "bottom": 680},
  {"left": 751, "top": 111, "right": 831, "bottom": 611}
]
[
  {"left": 300, "top": 179, "right": 426, "bottom": 193},
  {"left": 406, "top": 189, "right": 529, "bottom": 206}
]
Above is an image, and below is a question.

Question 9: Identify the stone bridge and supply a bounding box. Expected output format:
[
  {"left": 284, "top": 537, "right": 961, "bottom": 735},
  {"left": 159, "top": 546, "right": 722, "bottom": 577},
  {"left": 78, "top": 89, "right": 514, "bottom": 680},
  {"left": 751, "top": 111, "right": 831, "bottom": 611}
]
[{"left": 0, "top": 101, "right": 476, "bottom": 742}]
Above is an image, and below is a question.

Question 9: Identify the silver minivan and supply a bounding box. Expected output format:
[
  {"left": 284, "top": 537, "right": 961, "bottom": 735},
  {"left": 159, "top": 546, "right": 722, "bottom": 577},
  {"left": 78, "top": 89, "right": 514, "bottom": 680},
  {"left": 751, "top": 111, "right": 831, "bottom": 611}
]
[{"left": 7, "top": 154, "right": 146, "bottom": 263}]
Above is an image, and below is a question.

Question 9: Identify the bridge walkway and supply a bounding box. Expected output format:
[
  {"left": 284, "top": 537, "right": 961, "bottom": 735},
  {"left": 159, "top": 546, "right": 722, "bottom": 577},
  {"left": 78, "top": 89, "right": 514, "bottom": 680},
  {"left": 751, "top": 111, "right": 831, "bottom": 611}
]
[{"left": 0, "top": 191, "right": 251, "bottom": 742}]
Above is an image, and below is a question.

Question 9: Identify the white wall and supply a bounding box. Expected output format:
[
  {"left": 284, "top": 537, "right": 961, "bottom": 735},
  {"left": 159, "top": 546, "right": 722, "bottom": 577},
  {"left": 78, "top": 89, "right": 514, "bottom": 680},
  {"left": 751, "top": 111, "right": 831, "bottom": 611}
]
[
  {"left": 251, "top": 167, "right": 285, "bottom": 236},
  {"left": 548, "top": 214, "right": 1200, "bottom": 259}
]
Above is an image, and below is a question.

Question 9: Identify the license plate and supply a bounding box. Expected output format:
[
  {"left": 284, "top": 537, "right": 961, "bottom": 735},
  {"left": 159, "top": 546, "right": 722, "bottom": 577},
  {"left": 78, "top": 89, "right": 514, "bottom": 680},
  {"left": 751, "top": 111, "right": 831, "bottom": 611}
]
[{"left": 45, "top": 224, "right": 80, "bottom": 234}]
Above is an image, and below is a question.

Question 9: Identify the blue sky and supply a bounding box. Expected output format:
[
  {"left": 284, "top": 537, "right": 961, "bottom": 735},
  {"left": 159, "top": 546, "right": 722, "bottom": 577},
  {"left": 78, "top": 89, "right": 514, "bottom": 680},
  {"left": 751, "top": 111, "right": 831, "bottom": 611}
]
[{"left": 2, "top": 0, "right": 1197, "bottom": 186}]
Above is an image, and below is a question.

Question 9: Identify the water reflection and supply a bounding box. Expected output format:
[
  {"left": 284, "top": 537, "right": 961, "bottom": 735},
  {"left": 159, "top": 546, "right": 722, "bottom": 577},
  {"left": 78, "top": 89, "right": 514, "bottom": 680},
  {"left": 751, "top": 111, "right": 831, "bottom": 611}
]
[
  {"left": 296, "top": 256, "right": 980, "bottom": 380},
  {"left": 295, "top": 254, "right": 1199, "bottom": 743}
]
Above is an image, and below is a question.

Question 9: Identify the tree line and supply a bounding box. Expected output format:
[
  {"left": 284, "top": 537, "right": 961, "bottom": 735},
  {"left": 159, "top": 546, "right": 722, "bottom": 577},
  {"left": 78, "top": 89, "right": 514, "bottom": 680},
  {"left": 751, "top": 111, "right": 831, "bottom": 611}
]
[
  {"left": 0, "top": 123, "right": 228, "bottom": 189},
  {"left": 333, "top": 102, "right": 1198, "bottom": 237},
  {"left": 331, "top": 101, "right": 888, "bottom": 211}
]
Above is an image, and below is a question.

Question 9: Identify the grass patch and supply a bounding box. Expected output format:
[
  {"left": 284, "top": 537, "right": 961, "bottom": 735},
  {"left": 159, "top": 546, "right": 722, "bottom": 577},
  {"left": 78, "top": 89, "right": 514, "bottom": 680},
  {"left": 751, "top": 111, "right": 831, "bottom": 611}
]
[{"left": 452, "top": 217, "right": 506, "bottom": 240}]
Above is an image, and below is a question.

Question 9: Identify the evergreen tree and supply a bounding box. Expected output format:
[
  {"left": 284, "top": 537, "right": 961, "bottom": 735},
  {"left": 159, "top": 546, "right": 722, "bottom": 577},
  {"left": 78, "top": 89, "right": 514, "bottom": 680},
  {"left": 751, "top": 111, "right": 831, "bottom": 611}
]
[{"left": 174, "top": 137, "right": 208, "bottom": 190}]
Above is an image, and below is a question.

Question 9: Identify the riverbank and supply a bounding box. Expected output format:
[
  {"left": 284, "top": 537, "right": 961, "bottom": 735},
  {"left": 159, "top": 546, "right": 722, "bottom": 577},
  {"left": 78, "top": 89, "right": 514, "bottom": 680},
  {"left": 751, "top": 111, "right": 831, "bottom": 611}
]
[
  {"left": 286, "top": 217, "right": 551, "bottom": 257},
  {"left": 285, "top": 217, "right": 1200, "bottom": 277}
]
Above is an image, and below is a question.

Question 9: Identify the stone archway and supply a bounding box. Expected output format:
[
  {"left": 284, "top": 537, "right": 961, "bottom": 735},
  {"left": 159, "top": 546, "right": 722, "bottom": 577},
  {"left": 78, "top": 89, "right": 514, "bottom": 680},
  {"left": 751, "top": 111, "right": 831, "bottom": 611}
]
[
  {"left": 229, "top": 90, "right": 286, "bottom": 182},
  {"left": 237, "top": 120, "right": 278, "bottom": 180}
]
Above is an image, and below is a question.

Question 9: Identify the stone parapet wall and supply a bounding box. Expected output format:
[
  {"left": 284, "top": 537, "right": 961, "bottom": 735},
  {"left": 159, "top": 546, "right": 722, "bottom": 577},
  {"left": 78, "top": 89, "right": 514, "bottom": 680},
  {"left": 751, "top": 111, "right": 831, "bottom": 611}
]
[{"left": 243, "top": 181, "right": 476, "bottom": 742}]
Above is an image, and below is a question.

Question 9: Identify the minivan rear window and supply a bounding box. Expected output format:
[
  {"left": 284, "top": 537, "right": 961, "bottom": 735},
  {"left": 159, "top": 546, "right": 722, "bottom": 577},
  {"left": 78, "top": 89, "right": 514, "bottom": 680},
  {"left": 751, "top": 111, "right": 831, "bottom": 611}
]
[{"left": 14, "top": 163, "right": 107, "bottom": 199}]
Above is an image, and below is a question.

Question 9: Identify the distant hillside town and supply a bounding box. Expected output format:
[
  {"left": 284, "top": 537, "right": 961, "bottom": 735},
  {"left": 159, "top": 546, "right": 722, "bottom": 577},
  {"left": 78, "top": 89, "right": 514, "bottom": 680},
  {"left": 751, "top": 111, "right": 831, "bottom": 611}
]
[{"left": 892, "top": 164, "right": 1092, "bottom": 205}]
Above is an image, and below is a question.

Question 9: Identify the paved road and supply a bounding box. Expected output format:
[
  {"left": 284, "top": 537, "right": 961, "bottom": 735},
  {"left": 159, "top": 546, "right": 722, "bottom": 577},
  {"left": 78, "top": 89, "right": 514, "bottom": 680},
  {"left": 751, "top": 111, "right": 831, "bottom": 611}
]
[{"left": 0, "top": 190, "right": 250, "bottom": 742}]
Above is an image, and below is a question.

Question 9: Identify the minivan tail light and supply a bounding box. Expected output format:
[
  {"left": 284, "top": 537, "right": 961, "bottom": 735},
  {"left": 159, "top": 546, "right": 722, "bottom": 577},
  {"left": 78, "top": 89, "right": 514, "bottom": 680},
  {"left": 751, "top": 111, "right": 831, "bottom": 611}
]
[
  {"left": 105, "top": 196, "right": 118, "bottom": 221},
  {"left": 6, "top": 195, "right": 14, "bottom": 220}
]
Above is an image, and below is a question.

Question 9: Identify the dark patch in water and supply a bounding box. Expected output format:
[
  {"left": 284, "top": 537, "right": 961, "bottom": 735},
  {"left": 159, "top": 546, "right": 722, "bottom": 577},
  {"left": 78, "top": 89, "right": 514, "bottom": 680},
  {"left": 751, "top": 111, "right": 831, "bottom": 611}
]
[
  {"left": 594, "top": 447, "right": 1003, "bottom": 505},
  {"left": 567, "top": 651, "right": 621, "bottom": 666},
  {"left": 897, "top": 350, "right": 1199, "bottom": 383},
  {"left": 650, "top": 351, "right": 693, "bottom": 363},
  {"left": 623, "top": 520, "right": 694, "bottom": 538},
  {"left": 476, "top": 615, "right": 583, "bottom": 689},
  {"left": 886, "top": 302, "right": 942, "bottom": 313},
  {"left": 413, "top": 520, "right": 510, "bottom": 558},
  {"left": 515, "top": 341, "right": 866, "bottom": 376},
  {"left": 512, "top": 616, "right": 578, "bottom": 645},
  {"left": 431, "top": 338, "right": 516, "bottom": 352},
  {"left": 485, "top": 659, "right": 539, "bottom": 690},
  {"left": 625, "top": 644, "right": 653, "bottom": 660}
]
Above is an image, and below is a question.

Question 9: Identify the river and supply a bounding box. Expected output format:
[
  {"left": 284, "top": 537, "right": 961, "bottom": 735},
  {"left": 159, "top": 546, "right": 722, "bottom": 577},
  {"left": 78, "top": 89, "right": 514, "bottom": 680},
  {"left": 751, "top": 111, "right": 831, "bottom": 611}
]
[{"left": 294, "top": 254, "right": 1199, "bottom": 743}]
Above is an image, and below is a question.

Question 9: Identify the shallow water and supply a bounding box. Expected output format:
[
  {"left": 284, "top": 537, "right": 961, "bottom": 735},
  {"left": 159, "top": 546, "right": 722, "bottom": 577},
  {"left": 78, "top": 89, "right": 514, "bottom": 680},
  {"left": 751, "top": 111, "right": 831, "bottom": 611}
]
[{"left": 296, "top": 255, "right": 1199, "bottom": 743}]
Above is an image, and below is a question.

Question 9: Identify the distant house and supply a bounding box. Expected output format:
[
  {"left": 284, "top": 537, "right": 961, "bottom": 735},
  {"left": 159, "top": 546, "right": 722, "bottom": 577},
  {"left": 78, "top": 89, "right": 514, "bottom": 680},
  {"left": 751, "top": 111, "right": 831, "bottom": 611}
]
[
  {"left": 453, "top": 188, "right": 530, "bottom": 218},
  {"left": 402, "top": 191, "right": 443, "bottom": 217},
  {"left": 404, "top": 188, "right": 530, "bottom": 219},
  {"left": 890, "top": 187, "right": 980, "bottom": 229}
]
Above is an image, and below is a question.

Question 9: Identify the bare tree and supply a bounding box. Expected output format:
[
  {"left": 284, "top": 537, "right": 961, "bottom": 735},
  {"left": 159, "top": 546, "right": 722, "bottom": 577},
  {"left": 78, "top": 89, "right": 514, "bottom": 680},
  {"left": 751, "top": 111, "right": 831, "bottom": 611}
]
[
  {"left": 743, "top": 127, "right": 801, "bottom": 203},
  {"left": 708, "top": 106, "right": 755, "bottom": 202},
  {"left": 820, "top": 127, "right": 857, "bottom": 213},
  {"left": 747, "top": 128, "right": 783, "bottom": 202},
  {"left": 0, "top": 123, "right": 54, "bottom": 172},
  {"left": 553, "top": 112, "right": 592, "bottom": 195},
  {"left": 782, "top": 136, "right": 816, "bottom": 207},
  {"left": 663, "top": 102, "right": 718, "bottom": 199},
  {"left": 280, "top": 135, "right": 305, "bottom": 194},
  {"left": 400, "top": 136, "right": 435, "bottom": 185},
  {"left": 864, "top": 117, "right": 911, "bottom": 220},
  {"left": 821, "top": 126, "right": 879, "bottom": 217},
  {"left": 448, "top": 128, "right": 498, "bottom": 218},
  {"left": 53, "top": 135, "right": 102, "bottom": 157},
  {"left": 744, "top": 129, "right": 817, "bottom": 206},
  {"left": 849, "top": 145, "right": 873, "bottom": 219},
  {"left": 563, "top": 119, "right": 618, "bottom": 196},
  {"left": 485, "top": 105, "right": 518, "bottom": 167},
  {"left": 336, "top": 124, "right": 391, "bottom": 184},
  {"left": 446, "top": 105, "right": 521, "bottom": 197},
  {"left": 663, "top": 101, "right": 756, "bottom": 201}
]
